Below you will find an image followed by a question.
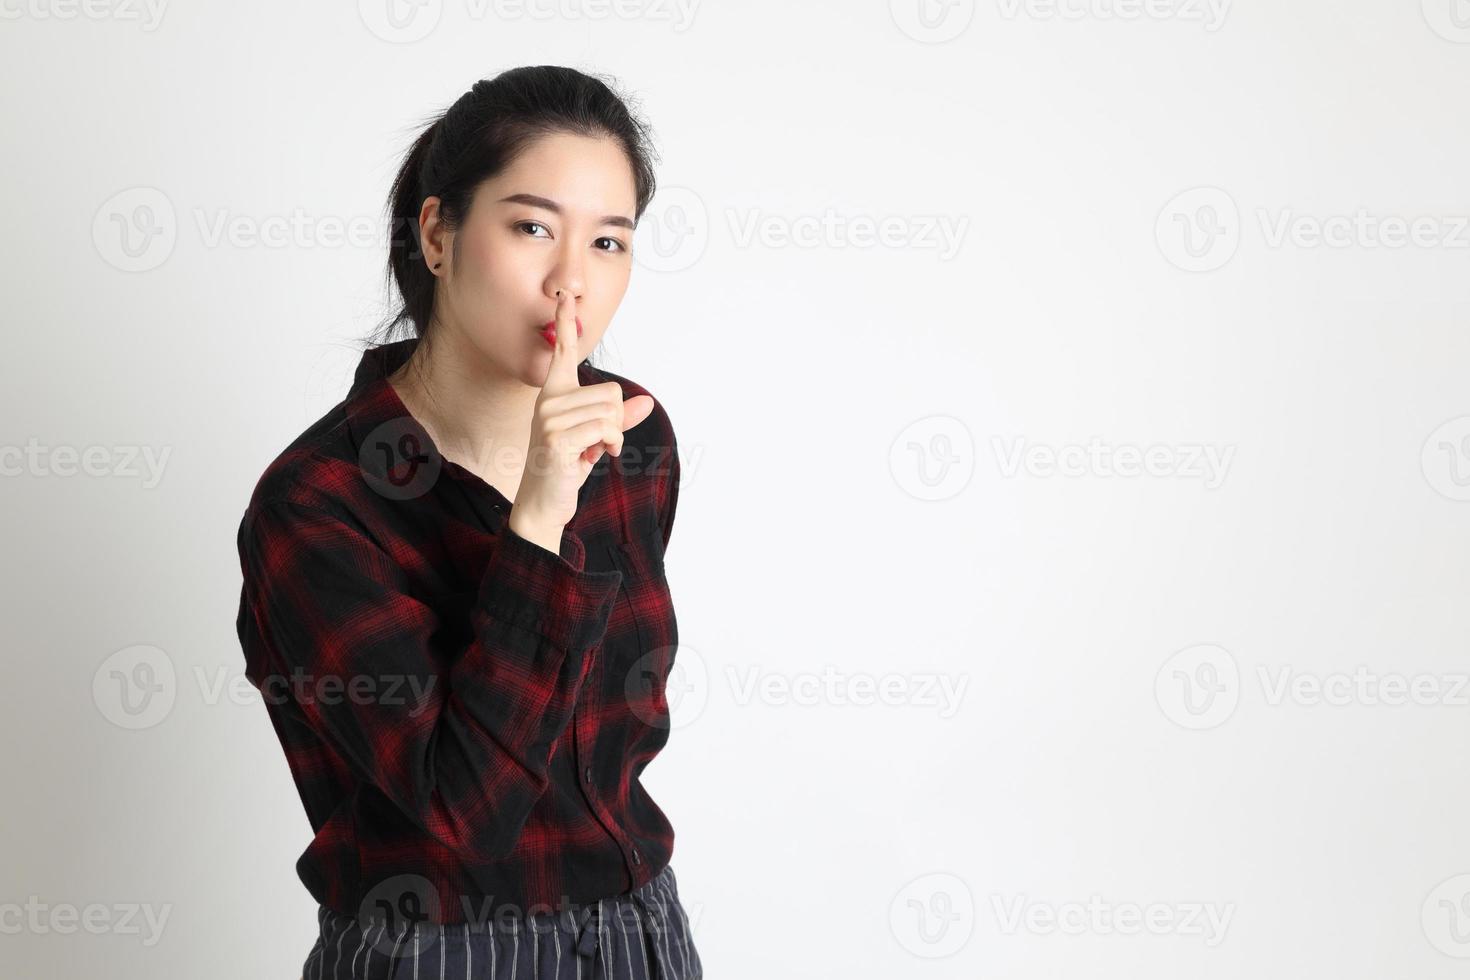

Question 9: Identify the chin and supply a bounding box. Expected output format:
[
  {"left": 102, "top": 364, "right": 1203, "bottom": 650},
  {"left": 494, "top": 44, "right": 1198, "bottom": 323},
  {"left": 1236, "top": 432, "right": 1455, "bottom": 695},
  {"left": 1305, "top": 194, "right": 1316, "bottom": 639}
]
[
  {"left": 511, "top": 350, "right": 554, "bottom": 388},
  {"left": 467, "top": 330, "right": 540, "bottom": 384}
]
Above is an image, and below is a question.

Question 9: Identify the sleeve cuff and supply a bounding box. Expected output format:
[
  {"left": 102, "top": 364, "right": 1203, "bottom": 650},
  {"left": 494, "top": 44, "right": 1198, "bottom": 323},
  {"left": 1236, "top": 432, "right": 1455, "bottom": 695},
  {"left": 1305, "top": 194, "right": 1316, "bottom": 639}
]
[{"left": 478, "top": 524, "right": 623, "bottom": 652}]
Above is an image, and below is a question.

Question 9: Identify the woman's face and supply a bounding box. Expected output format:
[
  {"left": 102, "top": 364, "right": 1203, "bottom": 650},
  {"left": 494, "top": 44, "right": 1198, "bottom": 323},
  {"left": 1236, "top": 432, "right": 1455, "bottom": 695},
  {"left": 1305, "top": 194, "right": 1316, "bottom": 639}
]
[{"left": 419, "top": 131, "right": 638, "bottom": 387}]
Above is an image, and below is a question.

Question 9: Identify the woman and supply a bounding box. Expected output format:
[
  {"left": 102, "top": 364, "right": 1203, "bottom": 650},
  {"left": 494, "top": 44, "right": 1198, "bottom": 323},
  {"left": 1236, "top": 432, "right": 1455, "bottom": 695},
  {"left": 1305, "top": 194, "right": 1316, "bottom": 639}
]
[{"left": 234, "top": 66, "right": 702, "bottom": 979}]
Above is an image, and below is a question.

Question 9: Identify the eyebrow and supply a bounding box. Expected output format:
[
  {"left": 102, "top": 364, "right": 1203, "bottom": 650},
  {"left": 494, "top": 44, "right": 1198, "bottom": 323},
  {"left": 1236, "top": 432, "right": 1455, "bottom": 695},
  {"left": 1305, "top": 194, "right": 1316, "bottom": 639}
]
[{"left": 496, "top": 193, "right": 635, "bottom": 230}]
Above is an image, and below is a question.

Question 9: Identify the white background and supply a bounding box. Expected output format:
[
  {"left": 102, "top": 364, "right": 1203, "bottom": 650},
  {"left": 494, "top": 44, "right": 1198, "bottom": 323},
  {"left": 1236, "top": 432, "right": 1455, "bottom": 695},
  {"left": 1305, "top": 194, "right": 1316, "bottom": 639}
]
[{"left": 3, "top": 0, "right": 1470, "bottom": 977}]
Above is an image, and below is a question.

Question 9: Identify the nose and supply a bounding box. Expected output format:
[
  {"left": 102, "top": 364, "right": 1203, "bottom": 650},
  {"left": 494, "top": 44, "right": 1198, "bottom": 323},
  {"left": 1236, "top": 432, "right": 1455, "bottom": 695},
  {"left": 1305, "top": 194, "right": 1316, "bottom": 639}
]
[{"left": 545, "top": 246, "right": 586, "bottom": 305}]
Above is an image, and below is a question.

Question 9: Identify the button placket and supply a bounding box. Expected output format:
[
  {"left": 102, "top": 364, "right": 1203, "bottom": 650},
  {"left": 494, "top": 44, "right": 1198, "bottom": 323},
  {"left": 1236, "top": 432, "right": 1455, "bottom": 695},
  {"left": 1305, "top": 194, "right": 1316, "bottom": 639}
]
[{"left": 572, "top": 691, "right": 599, "bottom": 809}]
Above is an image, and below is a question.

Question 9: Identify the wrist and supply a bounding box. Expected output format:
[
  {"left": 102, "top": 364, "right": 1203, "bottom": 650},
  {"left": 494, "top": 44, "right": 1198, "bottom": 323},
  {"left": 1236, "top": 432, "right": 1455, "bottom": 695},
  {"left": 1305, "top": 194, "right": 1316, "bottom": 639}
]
[{"left": 506, "top": 508, "right": 564, "bottom": 555}]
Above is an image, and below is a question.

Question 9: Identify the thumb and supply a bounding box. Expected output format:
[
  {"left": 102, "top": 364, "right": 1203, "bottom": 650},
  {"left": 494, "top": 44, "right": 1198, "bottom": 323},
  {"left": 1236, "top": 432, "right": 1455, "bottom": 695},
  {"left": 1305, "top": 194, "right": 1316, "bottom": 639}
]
[{"left": 621, "top": 394, "right": 655, "bottom": 432}]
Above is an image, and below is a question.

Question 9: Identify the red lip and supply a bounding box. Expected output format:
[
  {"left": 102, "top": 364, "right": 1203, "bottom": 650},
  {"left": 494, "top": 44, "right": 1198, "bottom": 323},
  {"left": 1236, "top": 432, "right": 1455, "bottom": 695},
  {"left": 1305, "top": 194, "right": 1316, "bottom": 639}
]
[{"left": 540, "top": 316, "right": 584, "bottom": 345}]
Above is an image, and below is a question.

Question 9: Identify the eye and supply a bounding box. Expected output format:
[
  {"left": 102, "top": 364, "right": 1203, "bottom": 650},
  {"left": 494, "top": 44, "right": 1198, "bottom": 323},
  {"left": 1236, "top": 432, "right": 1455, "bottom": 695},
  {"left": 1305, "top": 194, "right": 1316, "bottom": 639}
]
[
  {"left": 594, "top": 236, "right": 627, "bottom": 254},
  {"left": 516, "top": 221, "right": 551, "bottom": 238}
]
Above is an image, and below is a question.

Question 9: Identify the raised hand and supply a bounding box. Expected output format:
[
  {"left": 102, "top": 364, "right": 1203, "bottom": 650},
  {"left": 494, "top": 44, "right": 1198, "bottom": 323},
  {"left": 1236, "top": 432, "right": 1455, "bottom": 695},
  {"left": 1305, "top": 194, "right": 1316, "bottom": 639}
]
[{"left": 506, "top": 289, "right": 654, "bottom": 552}]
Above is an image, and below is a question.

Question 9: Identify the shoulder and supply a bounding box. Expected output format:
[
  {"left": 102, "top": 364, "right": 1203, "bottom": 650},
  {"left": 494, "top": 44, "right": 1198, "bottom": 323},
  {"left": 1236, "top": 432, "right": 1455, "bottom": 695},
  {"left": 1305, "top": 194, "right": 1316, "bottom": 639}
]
[
  {"left": 237, "top": 401, "right": 373, "bottom": 539},
  {"left": 581, "top": 363, "right": 680, "bottom": 537}
]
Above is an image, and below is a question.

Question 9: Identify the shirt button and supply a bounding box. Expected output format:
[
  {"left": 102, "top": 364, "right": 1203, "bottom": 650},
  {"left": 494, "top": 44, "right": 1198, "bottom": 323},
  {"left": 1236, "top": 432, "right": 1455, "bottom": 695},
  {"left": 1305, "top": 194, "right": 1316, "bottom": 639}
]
[{"left": 583, "top": 765, "right": 593, "bottom": 784}]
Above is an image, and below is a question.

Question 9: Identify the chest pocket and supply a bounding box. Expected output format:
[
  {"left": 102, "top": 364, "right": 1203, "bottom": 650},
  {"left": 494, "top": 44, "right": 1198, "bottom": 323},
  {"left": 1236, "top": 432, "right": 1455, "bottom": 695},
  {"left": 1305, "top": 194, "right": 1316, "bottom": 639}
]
[{"left": 603, "top": 526, "right": 679, "bottom": 723}]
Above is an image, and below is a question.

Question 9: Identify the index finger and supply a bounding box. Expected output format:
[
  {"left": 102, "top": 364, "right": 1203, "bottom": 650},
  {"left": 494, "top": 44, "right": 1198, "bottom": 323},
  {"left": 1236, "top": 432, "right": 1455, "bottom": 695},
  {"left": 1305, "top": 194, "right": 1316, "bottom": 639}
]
[{"left": 542, "top": 289, "right": 582, "bottom": 394}]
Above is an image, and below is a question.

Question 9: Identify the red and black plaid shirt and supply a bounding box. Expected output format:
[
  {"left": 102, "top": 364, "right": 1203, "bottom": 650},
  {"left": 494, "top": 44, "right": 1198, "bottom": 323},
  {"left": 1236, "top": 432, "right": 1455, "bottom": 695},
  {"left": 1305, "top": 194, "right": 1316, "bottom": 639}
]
[{"left": 234, "top": 337, "right": 682, "bottom": 925}]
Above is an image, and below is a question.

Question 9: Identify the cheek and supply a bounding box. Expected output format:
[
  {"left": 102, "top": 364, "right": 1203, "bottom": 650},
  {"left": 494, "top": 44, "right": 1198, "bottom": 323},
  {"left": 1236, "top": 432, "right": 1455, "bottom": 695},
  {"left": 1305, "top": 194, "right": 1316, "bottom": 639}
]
[{"left": 466, "top": 239, "right": 540, "bottom": 301}]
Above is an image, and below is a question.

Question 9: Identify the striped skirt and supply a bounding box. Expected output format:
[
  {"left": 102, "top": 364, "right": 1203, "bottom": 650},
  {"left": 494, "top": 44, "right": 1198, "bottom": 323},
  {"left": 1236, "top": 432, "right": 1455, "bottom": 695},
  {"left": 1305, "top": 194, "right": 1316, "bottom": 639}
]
[{"left": 299, "top": 863, "right": 703, "bottom": 979}]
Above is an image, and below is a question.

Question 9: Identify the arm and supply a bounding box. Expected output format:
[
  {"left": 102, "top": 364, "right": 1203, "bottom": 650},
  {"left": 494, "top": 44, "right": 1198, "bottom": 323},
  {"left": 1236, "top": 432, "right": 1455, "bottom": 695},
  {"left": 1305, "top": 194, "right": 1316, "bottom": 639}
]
[
  {"left": 655, "top": 422, "right": 680, "bottom": 553},
  {"left": 236, "top": 498, "right": 622, "bottom": 862}
]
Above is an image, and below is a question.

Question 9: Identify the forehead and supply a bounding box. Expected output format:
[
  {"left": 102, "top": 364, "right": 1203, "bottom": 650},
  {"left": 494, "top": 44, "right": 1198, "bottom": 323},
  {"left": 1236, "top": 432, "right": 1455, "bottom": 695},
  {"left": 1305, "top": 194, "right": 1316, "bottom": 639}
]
[{"left": 480, "top": 131, "right": 637, "bottom": 218}]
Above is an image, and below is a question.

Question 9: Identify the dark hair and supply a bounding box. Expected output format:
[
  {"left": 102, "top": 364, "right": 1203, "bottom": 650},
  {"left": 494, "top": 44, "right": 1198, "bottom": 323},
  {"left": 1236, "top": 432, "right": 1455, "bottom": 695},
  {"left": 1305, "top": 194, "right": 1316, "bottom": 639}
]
[{"left": 369, "top": 66, "right": 659, "bottom": 365}]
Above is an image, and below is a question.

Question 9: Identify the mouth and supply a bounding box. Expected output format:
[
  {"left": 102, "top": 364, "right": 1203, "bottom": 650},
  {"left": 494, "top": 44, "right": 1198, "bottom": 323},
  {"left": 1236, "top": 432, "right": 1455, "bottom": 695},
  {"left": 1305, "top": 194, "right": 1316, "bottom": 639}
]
[{"left": 539, "top": 316, "right": 584, "bottom": 345}]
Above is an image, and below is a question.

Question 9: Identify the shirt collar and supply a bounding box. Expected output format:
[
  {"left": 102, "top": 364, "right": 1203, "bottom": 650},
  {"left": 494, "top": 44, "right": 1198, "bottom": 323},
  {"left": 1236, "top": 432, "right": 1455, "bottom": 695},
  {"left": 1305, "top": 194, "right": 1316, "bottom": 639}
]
[
  {"left": 349, "top": 336, "right": 417, "bottom": 399},
  {"left": 343, "top": 338, "right": 418, "bottom": 461}
]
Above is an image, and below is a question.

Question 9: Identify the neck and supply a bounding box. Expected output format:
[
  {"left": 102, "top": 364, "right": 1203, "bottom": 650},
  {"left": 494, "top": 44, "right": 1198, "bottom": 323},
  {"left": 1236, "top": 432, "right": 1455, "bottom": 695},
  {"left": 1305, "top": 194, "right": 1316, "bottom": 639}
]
[{"left": 387, "top": 327, "right": 539, "bottom": 482}]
